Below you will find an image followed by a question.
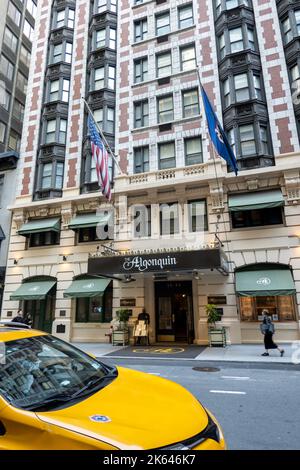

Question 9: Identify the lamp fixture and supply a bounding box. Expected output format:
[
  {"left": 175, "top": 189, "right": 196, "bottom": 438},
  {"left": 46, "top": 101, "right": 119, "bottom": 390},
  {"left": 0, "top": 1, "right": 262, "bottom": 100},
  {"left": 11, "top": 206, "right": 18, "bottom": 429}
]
[
  {"left": 123, "top": 274, "right": 136, "bottom": 283},
  {"left": 63, "top": 255, "right": 67, "bottom": 262},
  {"left": 13, "top": 259, "right": 18, "bottom": 265}
]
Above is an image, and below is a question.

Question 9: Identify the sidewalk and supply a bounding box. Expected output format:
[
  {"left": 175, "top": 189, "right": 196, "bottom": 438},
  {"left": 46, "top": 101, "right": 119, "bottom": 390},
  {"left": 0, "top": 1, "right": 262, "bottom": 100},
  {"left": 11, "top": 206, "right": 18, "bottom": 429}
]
[{"left": 71, "top": 342, "right": 298, "bottom": 364}]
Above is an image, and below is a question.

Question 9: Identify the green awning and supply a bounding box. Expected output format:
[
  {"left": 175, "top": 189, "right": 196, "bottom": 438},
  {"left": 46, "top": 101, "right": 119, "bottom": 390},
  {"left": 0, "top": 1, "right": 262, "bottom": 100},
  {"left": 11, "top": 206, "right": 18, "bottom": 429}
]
[
  {"left": 236, "top": 269, "right": 296, "bottom": 297},
  {"left": 18, "top": 218, "right": 61, "bottom": 236},
  {"left": 64, "top": 278, "right": 111, "bottom": 298},
  {"left": 10, "top": 280, "right": 56, "bottom": 300},
  {"left": 69, "top": 213, "right": 111, "bottom": 230},
  {"left": 228, "top": 190, "right": 284, "bottom": 212}
]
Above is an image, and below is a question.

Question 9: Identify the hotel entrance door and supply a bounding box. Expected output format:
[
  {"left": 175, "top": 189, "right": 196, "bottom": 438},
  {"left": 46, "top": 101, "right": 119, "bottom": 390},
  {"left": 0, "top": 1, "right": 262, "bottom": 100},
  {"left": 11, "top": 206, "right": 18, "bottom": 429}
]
[{"left": 155, "top": 281, "right": 194, "bottom": 343}]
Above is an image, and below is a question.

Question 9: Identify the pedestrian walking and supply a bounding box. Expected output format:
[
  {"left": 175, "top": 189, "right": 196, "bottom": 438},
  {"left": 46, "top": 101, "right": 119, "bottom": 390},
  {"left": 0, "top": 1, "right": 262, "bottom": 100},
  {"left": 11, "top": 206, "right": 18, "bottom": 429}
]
[
  {"left": 260, "top": 309, "right": 284, "bottom": 357},
  {"left": 12, "top": 309, "right": 32, "bottom": 327}
]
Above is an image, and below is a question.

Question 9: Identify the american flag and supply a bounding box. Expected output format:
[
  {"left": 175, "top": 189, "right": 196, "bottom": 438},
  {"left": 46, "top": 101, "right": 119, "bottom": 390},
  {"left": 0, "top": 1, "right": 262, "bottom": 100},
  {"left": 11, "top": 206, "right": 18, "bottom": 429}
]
[{"left": 88, "top": 114, "right": 112, "bottom": 201}]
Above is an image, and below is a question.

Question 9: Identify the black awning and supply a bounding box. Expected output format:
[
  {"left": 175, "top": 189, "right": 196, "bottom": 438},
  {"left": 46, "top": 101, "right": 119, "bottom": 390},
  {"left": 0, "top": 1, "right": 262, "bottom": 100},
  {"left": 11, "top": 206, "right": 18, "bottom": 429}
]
[{"left": 88, "top": 248, "right": 229, "bottom": 276}]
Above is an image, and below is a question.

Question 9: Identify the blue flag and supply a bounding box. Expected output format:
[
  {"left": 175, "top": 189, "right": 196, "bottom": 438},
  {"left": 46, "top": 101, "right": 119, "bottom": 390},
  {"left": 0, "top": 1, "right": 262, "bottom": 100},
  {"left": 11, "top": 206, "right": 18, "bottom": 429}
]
[{"left": 201, "top": 84, "right": 238, "bottom": 175}]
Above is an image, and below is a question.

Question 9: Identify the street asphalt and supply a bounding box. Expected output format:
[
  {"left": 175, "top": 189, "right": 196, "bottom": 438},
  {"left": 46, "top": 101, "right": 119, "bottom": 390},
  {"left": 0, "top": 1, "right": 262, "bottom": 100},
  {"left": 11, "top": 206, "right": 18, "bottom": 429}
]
[{"left": 100, "top": 358, "right": 300, "bottom": 450}]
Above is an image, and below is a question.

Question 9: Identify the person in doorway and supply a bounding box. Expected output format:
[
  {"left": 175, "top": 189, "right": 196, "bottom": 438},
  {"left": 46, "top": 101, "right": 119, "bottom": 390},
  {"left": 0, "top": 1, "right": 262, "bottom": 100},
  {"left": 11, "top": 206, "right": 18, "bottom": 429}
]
[
  {"left": 136, "top": 308, "right": 150, "bottom": 345},
  {"left": 12, "top": 309, "right": 32, "bottom": 327},
  {"left": 260, "top": 310, "right": 284, "bottom": 357}
]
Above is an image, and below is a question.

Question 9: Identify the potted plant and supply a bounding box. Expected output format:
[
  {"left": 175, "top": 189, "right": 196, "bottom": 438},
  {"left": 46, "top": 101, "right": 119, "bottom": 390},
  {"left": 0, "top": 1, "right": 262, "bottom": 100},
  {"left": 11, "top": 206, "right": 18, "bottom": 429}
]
[
  {"left": 111, "top": 309, "right": 131, "bottom": 346},
  {"left": 206, "top": 304, "right": 226, "bottom": 347}
]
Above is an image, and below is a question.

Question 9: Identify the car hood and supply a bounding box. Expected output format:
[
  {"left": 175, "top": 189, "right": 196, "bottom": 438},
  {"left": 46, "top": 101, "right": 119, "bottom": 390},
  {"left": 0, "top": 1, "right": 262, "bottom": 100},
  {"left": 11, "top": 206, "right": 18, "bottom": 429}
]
[{"left": 37, "top": 367, "right": 208, "bottom": 450}]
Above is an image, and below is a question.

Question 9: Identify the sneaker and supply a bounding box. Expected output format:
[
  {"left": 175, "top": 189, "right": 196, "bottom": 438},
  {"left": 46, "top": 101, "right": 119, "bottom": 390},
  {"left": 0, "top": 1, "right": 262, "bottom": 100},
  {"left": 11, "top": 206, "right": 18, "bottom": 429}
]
[
  {"left": 261, "top": 352, "right": 269, "bottom": 356},
  {"left": 280, "top": 350, "right": 285, "bottom": 357}
]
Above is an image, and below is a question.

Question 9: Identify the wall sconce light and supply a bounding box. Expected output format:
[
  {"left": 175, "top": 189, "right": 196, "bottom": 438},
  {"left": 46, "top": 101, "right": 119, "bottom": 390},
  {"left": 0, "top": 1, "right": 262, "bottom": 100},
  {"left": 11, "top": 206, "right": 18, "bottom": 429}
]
[
  {"left": 63, "top": 255, "right": 67, "bottom": 262},
  {"left": 13, "top": 259, "right": 18, "bottom": 265}
]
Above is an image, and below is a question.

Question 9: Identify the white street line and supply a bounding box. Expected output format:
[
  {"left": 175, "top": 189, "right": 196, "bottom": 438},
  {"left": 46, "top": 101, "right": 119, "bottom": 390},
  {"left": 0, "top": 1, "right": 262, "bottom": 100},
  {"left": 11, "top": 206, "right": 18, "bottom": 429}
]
[
  {"left": 148, "top": 373, "right": 161, "bottom": 375},
  {"left": 210, "top": 390, "right": 246, "bottom": 395},
  {"left": 221, "top": 376, "right": 250, "bottom": 381}
]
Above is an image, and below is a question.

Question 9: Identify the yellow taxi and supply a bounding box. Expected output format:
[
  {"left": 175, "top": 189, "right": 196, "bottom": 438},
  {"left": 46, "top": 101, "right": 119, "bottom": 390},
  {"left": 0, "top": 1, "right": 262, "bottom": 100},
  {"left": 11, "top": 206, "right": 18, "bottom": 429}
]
[{"left": 0, "top": 323, "right": 226, "bottom": 450}]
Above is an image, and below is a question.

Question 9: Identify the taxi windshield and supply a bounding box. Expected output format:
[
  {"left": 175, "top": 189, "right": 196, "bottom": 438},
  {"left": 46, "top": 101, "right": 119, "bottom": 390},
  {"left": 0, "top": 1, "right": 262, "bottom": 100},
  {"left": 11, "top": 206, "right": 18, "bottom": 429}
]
[{"left": 0, "top": 335, "right": 116, "bottom": 411}]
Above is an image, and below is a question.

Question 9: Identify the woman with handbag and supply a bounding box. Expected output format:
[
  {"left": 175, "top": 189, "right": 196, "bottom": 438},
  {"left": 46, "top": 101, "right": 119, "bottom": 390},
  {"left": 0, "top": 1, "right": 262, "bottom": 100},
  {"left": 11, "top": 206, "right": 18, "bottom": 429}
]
[{"left": 260, "top": 310, "right": 284, "bottom": 357}]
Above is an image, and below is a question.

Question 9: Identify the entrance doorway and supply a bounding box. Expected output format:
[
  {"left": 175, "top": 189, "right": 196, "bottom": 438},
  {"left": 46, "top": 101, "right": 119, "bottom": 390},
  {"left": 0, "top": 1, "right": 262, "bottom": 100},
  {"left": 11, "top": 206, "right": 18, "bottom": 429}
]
[
  {"left": 24, "top": 295, "right": 55, "bottom": 333},
  {"left": 155, "top": 281, "right": 194, "bottom": 343}
]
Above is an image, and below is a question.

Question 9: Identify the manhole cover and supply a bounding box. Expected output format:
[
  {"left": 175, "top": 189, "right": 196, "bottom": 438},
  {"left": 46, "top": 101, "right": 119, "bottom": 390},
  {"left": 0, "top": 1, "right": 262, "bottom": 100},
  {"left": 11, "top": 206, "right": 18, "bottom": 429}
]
[{"left": 193, "top": 367, "right": 220, "bottom": 373}]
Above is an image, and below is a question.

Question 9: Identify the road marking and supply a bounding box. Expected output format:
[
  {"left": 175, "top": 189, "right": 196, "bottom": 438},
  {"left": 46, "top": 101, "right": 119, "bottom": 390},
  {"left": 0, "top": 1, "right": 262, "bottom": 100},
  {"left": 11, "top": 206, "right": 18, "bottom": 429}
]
[
  {"left": 148, "top": 373, "right": 161, "bottom": 375},
  {"left": 221, "top": 376, "right": 250, "bottom": 381},
  {"left": 210, "top": 390, "right": 246, "bottom": 395}
]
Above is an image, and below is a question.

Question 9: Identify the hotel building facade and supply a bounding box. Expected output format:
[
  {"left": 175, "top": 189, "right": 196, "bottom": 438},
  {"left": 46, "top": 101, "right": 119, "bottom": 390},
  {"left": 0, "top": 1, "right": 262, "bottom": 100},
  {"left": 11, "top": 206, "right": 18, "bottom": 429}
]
[{"left": 1, "top": 0, "right": 300, "bottom": 345}]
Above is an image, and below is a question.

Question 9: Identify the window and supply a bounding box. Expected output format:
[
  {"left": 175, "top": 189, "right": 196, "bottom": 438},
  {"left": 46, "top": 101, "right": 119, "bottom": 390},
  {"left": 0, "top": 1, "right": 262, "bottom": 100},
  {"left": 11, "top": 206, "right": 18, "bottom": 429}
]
[
  {"left": 260, "top": 126, "right": 268, "bottom": 155},
  {"left": 23, "top": 20, "right": 34, "bottom": 41},
  {"left": 29, "top": 231, "right": 60, "bottom": 247},
  {"left": 7, "top": 2, "right": 21, "bottom": 27},
  {"left": 231, "top": 207, "right": 283, "bottom": 229},
  {"left": 240, "top": 124, "right": 255, "bottom": 156},
  {"left": 62, "top": 79, "right": 70, "bottom": 102},
  {"left": 52, "top": 42, "right": 72, "bottom": 64},
  {"left": 76, "top": 283, "right": 113, "bottom": 323},
  {"left": 158, "top": 141, "right": 176, "bottom": 169},
  {"left": 282, "top": 17, "right": 292, "bottom": 44},
  {"left": 109, "top": 28, "right": 116, "bottom": 49},
  {"left": 49, "top": 80, "right": 59, "bottom": 101},
  {"left": 229, "top": 27, "right": 243, "bottom": 53},
  {"left": 291, "top": 64, "right": 300, "bottom": 95},
  {"left": 56, "top": 10, "right": 66, "bottom": 28},
  {"left": 20, "top": 45, "right": 31, "bottom": 67},
  {"left": 156, "top": 11, "right": 170, "bottom": 36},
  {"left": 295, "top": 10, "right": 300, "bottom": 36},
  {"left": 16, "top": 71, "right": 27, "bottom": 94},
  {"left": 0, "top": 55, "right": 14, "bottom": 80},
  {"left": 182, "top": 88, "right": 200, "bottom": 117},
  {"left": 134, "top": 57, "right": 148, "bottom": 83},
  {"left": 188, "top": 200, "right": 207, "bottom": 232},
  {"left": 134, "top": 18, "right": 147, "bottom": 42},
  {"left": 59, "top": 119, "right": 67, "bottom": 143},
  {"left": 134, "top": 100, "right": 149, "bottom": 128},
  {"left": 215, "top": 0, "right": 249, "bottom": 16},
  {"left": 219, "top": 33, "right": 226, "bottom": 59},
  {"left": 157, "top": 95, "right": 174, "bottom": 123},
  {"left": 254, "top": 75, "right": 262, "bottom": 100},
  {"left": 133, "top": 205, "right": 151, "bottom": 237},
  {"left": 96, "top": 29, "right": 105, "bottom": 48},
  {"left": 26, "top": 0, "right": 37, "bottom": 17},
  {"left": 0, "top": 122, "right": 6, "bottom": 143},
  {"left": 240, "top": 295, "right": 296, "bottom": 323},
  {"left": 45, "top": 119, "right": 67, "bottom": 144},
  {"left": 178, "top": 4, "right": 193, "bottom": 29},
  {"left": 180, "top": 44, "right": 196, "bottom": 71},
  {"left": 94, "top": 67, "right": 104, "bottom": 89},
  {"left": 55, "top": 8, "right": 75, "bottom": 29},
  {"left": 234, "top": 73, "right": 249, "bottom": 101},
  {"left": 48, "top": 79, "right": 70, "bottom": 102},
  {"left": 185, "top": 137, "right": 203, "bottom": 165},
  {"left": 78, "top": 223, "right": 111, "bottom": 243},
  {"left": 13, "top": 100, "right": 25, "bottom": 121},
  {"left": 0, "top": 87, "right": 11, "bottom": 111},
  {"left": 107, "top": 107, "right": 115, "bottom": 133},
  {"left": 8, "top": 131, "right": 21, "bottom": 151},
  {"left": 160, "top": 203, "right": 179, "bottom": 235},
  {"left": 46, "top": 120, "right": 56, "bottom": 143},
  {"left": 94, "top": 107, "right": 115, "bottom": 133},
  {"left": 96, "top": 0, "right": 116, "bottom": 13},
  {"left": 223, "top": 78, "right": 231, "bottom": 107},
  {"left": 134, "top": 146, "right": 149, "bottom": 173},
  {"left": 41, "top": 162, "right": 64, "bottom": 190},
  {"left": 108, "top": 66, "right": 115, "bottom": 89},
  {"left": 68, "top": 9, "right": 75, "bottom": 28},
  {"left": 3, "top": 27, "right": 18, "bottom": 53},
  {"left": 156, "top": 51, "right": 172, "bottom": 78},
  {"left": 228, "top": 128, "right": 236, "bottom": 156}
]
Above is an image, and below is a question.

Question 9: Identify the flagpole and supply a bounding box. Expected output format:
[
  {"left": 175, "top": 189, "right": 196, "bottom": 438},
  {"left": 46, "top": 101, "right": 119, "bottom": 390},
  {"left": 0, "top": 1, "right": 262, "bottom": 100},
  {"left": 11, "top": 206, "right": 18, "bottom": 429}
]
[{"left": 82, "top": 97, "right": 124, "bottom": 175}]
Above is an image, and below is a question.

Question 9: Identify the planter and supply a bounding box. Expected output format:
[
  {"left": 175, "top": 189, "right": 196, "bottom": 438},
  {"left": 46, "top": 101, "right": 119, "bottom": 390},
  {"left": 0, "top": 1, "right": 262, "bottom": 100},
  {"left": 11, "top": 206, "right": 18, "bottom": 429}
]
[
  {"left": 112, "top": 329, "right": 129, "bottom": 346},
  {"left": 208, "top": 327, "right": 226, "bottom": 347}
]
